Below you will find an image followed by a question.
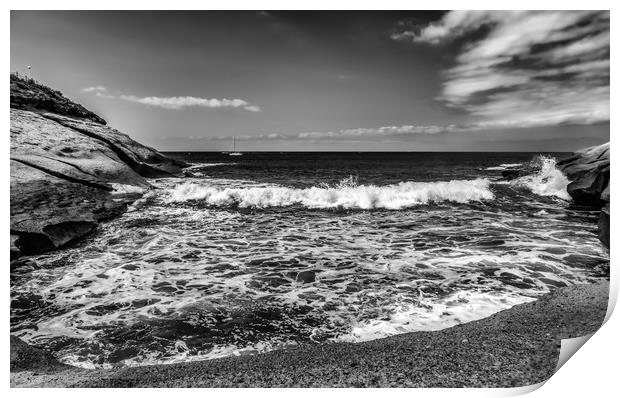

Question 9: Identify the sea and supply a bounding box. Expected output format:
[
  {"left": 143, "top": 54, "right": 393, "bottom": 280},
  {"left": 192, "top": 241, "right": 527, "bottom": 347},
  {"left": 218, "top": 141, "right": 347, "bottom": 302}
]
[{"left": 10, "top": 152, "right": 610, "bottom": 369}]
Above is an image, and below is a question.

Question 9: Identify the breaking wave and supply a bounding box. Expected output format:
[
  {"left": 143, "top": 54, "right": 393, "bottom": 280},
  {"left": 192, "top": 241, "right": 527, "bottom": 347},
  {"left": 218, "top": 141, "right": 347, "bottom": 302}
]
[
  {"left": 510, "top": 156, "right": 571, "bottom": 200},
  {"left": 164, "top": 178, "right": 494, "bottom": 209}
]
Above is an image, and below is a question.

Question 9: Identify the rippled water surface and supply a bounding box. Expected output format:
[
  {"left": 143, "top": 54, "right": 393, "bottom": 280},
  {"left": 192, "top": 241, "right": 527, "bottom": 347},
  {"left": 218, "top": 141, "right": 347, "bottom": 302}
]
[{"left": 11, "top": 152, "right": 609, "bottom": 368}]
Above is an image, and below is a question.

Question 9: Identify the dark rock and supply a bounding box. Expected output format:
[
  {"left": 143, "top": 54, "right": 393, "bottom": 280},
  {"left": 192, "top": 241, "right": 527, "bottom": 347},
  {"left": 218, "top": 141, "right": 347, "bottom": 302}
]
[
  {"left": 345, "top": 283, "right": 362, "bottom": 293},
  {"left": 558, "top": 142, "right": 609, "bottom": 206},
  {"left": 558, "top": 143, "right": 610, "bottom": 248},
  {"left": 10, "top": 234, "right": 20, "bottom": 260},
  {"left": 296, "top": 270, "right": 317, "bottom": 283},
  {"left": 11, "top": 73, "right": 106, "bottom": 124},
  {"left": 500, "top": 169, "right": 522, "bottom": 180},
  {"left": 10, "top": 335, "right": 67, "bottom": 372},
  {"left": 558, "top": 143, "right": 609, "bottom": 179},
  {"left": 601, "top": 184, "right": 610, "bottom": 202},
  {"left": 598, "top": 205, "right": 610, "bottom": 249},
  {"left": 565, "top": 164, "right": 609, "bottom": 206},
  {"left": 10, "top": 75, "right": 189, "bottom": 257},
  {"left": 10, "top": 158, "right": 127, "bottom": 255},
  {"left": 563, "top": 254, "right": 603, "bottom": 269}
]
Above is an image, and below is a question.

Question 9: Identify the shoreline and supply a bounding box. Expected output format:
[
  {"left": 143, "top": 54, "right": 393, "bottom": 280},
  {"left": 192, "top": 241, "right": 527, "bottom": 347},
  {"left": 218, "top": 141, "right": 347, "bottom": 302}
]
[{"left": 11, "top": 280, "right": 609, "bottom": 388}]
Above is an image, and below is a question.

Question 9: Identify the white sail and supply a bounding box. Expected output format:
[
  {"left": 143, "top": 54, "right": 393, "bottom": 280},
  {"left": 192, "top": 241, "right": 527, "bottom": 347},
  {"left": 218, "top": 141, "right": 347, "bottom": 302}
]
[{"left": 229, "top": 136, "right": 242, "bottom": 156}]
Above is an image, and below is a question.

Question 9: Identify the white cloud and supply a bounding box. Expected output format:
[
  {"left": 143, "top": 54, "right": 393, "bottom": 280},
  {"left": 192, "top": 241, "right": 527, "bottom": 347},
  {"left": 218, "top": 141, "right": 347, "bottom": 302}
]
[
  {"left": 243, "top": 105, "right": 262, "bottom": 113},
  {"left": 83, "top": 87, "right": 261, "bottom": 112},
  {"left": 392, "top": 11, "right": 610, "bottom": 127},
  {"left": 81, "top": 86, "right": 114, "bottom": 98},
  {"left": 119, "top": 95, "right": 261, "bottom": 112},
  {"left": 81, "top": 86, "right": 107, "bottom": 93},
  {"left": 298, "top": 125, "right": 451, "bottom": 139}
]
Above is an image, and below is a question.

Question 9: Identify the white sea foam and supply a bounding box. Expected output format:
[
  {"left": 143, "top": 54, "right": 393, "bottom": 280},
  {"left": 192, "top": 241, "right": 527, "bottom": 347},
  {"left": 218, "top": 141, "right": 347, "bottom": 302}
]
[
  {"left": 61, "top": 340, "right": 293, "bottom": 369},
  {"left": 335, "top": 291, "right": 534, "bottom": 343},
  {"left": 110, "top": 183, "right": 146, "bottom": 195},
  {"left": 511, "top": 156, "right": 570, "bottom": 200},
  {"left": 186, "top": 162, "right": 238, "bottom": 168},
  {"left": 164, "top": 178, "right": 494, "bottom": 209},
  {"left": 484, "top": 163, "right": 523, "bottom": 171}
]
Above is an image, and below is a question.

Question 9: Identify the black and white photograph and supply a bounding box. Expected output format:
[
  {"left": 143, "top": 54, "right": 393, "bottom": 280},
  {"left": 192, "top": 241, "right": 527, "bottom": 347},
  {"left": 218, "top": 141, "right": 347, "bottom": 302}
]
[{"left": 8, "top": 6, "right": 613, "bottom": 389}]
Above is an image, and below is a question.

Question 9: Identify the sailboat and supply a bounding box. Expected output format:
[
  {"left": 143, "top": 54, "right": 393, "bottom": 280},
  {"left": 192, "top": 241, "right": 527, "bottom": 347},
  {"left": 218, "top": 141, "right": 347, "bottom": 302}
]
[{"left": 229, "top": 136, "right": 243, "bottom": 156}]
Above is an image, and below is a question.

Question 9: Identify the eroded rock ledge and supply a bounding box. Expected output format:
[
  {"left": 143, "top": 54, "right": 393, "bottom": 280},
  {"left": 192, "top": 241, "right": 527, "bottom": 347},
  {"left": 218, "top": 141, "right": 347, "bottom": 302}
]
[
  {"left": 10, "top": 74, "right": 188, "bottom": 258},
  {"left": 557, "top": 142, "right": 610, "bottom": 248}
]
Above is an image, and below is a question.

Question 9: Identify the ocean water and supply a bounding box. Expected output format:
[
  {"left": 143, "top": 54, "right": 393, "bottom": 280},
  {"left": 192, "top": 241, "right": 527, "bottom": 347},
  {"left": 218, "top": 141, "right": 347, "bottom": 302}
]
[{"left": 10, "top": 152, "right": 609, "bottom": 368}]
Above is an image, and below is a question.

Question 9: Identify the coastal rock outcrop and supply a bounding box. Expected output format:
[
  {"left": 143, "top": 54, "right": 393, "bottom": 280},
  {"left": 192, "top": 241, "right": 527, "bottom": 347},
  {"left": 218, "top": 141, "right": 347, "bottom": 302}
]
[
  {"left": 10, "top": 74, "right": 187, "bottom": 257},
  {"left": 558, "top": 142, "right": 610, "bottom": 206},
  {"left": 500, "top": 169, "right": 522, "bottom": 180},
  {"left": 557, "top": 142, "right": 610, "bottom": 248},
  {"left": 11, "top": 73, "right": 106, "bottom": 124},
  {"left": 598, "top": 205, "right": 610, "bottom": 248},
  {"left": 10, "top": 335, "right": 67, "bottom": 372}
]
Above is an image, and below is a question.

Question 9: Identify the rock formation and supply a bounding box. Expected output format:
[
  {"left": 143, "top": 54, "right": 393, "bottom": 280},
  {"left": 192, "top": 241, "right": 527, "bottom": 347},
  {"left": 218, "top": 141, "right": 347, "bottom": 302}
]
[
  {"left": 10, "top": 73, "right": 106, "bottom": 124},
  {"left": 557, "top": 142, "right": 610, "bottom": 248},
  {"left": 10, "top": 74, "right": 187, "bottom": 258},
  {"left": 10, "top": 335, "right": 67, "bottom": 372}
]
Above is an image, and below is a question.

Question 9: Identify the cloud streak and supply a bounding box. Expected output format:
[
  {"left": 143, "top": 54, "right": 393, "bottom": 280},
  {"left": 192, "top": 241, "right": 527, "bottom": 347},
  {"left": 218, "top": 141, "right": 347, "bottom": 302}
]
[
  {"left": 119, "top": 95, "right": 261, "bottom": 112},
  {"left": 81, "top": 86, "right": 107, "bottom": 93},
  {"left": 392, "top": 11, "right": 609, "bottom": 127},
  {"left": 82, "top": 87, "right": 261, "bottom": 112},
  {"left": 183, "top": 115, "right": 606, "bottom": 143}
]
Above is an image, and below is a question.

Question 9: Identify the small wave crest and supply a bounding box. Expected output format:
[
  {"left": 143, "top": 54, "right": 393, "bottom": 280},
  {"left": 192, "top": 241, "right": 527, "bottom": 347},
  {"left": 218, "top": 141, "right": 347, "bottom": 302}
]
[
  {"left": 163, "top": 177, "right": 494, "bottom": 209},
  {"left": 61, "top": 340, "right": 294, "bottom": 369},
  {"left": 484, "top": 163, "right": 523, "bottom": 171},
  {"left": 510, "top": 156, "right": 570, "bottom": 200}
]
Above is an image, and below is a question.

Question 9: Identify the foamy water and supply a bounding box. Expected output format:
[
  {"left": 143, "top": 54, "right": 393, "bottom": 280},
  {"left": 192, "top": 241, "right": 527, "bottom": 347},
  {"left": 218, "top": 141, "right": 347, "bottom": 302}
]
[
  {"left": 11, "top": 153, "right": 609, "bottom": 368},
  {"left": 510, "top": 156, "right": 572, "bottom": 200},
  {"left": 484, "top": 163, "right": 523, "bottom": 171},
  {"left": 164, "top": 178, "right": 494, "bottom": 209}
]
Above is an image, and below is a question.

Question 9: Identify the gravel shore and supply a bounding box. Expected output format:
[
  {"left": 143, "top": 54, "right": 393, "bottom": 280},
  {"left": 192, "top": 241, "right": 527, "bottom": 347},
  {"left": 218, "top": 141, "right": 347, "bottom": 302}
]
[{"left": 11, "top": 280, "right": 609, "bottom": 388}]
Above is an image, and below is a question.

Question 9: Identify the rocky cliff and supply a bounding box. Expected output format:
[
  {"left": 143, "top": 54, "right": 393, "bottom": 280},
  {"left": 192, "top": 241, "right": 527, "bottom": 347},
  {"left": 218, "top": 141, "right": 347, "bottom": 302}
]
[
  {"left": 557, "top": 142, "right": 610, "bottom": 248},
  {"left": 11, "top": 73, "right": 106, "bottom": 124},
  {"left": 10, "top": 74, "right": 188, "bottom": 258}
]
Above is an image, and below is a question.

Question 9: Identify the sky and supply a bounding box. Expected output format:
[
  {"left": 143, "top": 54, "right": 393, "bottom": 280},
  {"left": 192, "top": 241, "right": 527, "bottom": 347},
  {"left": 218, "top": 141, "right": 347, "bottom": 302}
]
[{"left": 11, "top": 10, "right": 610, "bottom": 151}]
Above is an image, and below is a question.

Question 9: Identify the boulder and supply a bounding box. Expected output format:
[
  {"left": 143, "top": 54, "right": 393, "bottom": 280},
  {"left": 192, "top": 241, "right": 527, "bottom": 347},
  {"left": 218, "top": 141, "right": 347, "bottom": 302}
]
[
  {"left": 598, "top": 205, "right": 610, "bottom": 249},
  {"left": 558, "top": 142, "right": 609, "bottom": 180},
  {"left": 558, "top": 142, "right": 610, "bottom": 206},
  {"left": 10, "top": 74, "right": 188, "bottom": 257},
  {"left": 500, "top": 169, "right": 522, "bottom": 180},
  {"left": 10, "top": 158, "right": 125, "bottom": 255},
  {"left": 558, "top": 142, "right": 610, "bottom": 248},
  {"left": 565, "top": 164, "right": 609, "bottom": 206}
]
